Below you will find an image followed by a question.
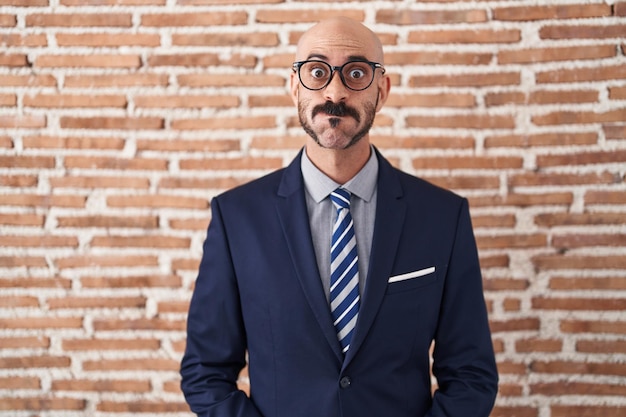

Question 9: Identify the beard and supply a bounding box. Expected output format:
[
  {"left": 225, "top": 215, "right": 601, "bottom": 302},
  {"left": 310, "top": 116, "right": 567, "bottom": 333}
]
[{"left": 298, "top": 96, "right": 378, "bottom": 150}]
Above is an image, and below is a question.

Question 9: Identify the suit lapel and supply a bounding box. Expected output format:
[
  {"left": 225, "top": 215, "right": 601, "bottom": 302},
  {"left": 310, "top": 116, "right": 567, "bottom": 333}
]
[
  {"left": 344, "top": 151, "right": 406, "bottom": 368},
  {"left": 276, "top": 151, "right": 344, "bottom": 363},
  {"left": 275, "top": 149, "right": 407, "bottom": 367}
]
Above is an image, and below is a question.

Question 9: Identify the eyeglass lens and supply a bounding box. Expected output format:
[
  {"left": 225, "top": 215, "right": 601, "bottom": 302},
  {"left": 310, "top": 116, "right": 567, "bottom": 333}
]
[{"left": 298, "top": 61, "right": 375, "bottom": 91}]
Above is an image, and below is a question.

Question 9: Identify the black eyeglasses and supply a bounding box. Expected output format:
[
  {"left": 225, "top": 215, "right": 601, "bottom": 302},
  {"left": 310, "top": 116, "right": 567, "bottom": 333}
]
[{"left": 292, "top": 60, "right": 385, "bottom": 91}]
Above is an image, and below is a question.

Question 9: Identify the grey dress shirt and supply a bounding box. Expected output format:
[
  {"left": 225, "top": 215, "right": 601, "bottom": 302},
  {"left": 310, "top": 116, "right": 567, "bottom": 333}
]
[{"left": 300, "top": 147, "right": 378, "bottom": 300}]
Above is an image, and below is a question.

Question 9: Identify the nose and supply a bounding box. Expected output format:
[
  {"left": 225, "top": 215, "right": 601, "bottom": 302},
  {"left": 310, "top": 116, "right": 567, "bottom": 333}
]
[{"left": 323, "top": 70, "right": 348, "bottom": 103}]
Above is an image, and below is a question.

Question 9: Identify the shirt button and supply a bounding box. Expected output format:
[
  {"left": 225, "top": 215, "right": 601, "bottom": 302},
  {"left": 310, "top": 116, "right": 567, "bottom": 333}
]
[{"left": 339, "top": 376, "right": 352, "bottom": 389}]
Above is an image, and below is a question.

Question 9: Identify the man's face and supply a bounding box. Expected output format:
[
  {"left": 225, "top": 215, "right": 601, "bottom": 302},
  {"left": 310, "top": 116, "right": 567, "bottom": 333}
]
[
  {"left": 290, "top": 19, "right": 389, "bottom": 151},
  {"left": 296, "top": 77, "right": 379, "bottom": 150}
]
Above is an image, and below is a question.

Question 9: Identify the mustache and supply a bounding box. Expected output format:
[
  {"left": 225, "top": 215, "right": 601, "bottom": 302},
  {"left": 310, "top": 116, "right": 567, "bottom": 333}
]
[{"left": 312, "top": 101, "right": 361, "bottom": 123}]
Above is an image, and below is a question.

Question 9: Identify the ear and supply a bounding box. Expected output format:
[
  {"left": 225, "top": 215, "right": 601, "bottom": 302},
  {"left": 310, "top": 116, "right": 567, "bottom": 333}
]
[
  {"left": 290, "top": 71, "right": 299, "bottom": 106},
  {"left": 375, "top": 74, "right": 391, "bottom": 112}
]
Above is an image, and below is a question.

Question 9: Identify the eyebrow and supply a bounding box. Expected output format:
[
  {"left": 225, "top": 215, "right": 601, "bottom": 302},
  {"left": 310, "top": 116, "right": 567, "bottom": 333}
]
[{"left": 306, "top": 54, "right": 372, "bottom": 62}]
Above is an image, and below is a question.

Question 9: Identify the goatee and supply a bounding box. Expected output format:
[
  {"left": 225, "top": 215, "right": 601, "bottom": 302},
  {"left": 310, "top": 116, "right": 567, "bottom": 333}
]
[{"left": 298, "top": 98, "right": 378, "bottom": 150}]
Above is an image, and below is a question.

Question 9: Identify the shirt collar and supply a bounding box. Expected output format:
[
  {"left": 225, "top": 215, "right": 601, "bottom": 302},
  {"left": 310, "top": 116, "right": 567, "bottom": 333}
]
[{"left": 301, "top": 146, "right": 378, "bottom": 203}]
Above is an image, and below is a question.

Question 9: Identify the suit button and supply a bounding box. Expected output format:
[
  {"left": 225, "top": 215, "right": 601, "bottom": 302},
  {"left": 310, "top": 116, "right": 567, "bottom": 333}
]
[{"left": 339, "top": 376, "right": 352, "bottom": 389}]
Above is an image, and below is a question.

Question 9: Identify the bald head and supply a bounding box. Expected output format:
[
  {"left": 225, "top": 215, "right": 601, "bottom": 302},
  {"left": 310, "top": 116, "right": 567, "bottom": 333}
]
[{"left": 296, "top": 17, "right": 385, "bottom": 64}]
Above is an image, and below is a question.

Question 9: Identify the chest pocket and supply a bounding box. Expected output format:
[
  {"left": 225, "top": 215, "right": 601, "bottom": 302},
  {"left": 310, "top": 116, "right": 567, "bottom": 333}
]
[{"left": 386, "top": 267, "right": 438, "bottom": 294}]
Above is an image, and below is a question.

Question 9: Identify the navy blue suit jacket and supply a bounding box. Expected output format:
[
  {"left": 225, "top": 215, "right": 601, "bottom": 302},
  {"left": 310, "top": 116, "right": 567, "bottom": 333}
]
[{"left": 181, "top": 148, "right": 498, "bottom": 417}]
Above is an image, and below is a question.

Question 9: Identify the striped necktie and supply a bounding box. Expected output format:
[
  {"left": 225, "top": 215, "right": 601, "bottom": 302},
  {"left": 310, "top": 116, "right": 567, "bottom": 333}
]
[{"left": 329, "top": 188, "right": 360, "bottom": 354}]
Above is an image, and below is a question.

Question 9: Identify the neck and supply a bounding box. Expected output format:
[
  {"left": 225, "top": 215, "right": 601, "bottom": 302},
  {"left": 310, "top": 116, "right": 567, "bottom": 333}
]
[{"left": 305, "top": 140, "right": 372, "bottom": 184}]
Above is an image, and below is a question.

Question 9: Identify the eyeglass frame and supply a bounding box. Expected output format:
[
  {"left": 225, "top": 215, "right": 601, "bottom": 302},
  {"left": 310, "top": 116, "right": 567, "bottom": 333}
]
[{"left": 292, "top": 59, "right": 386, "bottom": 92}]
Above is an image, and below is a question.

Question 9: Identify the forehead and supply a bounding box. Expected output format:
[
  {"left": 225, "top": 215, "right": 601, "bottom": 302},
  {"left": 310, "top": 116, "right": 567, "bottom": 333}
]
[
  {"left": 303, "top": 37, "right": 370, "bottom": 61},
  {"left": 296, "top": 20, "right": 382, "bottom": 63}
]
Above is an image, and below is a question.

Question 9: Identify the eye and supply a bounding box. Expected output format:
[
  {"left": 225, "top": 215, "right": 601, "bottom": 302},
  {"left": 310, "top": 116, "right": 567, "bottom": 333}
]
[
  {"left": 309, "top": 66, "right": 328, "bottom": 79},
  {"left": 348, "top": 68, "right": 366, "bottom": 80}
]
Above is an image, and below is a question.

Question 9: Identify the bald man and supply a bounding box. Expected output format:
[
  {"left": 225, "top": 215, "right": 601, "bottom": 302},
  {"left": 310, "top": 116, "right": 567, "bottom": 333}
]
[{"left": 181, "top": 17, "right": 498, "bottom": 417}]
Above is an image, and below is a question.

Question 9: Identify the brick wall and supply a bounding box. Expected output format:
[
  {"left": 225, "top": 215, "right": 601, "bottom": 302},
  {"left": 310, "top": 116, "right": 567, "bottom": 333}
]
[{"left": 1, "top": 0, "right": 625, "bottom": 415}]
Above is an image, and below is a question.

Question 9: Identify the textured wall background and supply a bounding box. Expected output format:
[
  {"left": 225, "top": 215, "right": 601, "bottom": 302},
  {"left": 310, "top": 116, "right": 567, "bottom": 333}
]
[{"left": 1, "top": 0, "right": 625, "bottom": 416}]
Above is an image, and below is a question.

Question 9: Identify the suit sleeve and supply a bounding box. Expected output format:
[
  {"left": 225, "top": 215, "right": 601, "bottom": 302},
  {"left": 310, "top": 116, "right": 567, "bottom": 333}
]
[
  {"left": 180, "top": 198, "right": 264, "bottom": 417},
  {"left": 425, "top": 199, "right": 499, "bottom": 417}
]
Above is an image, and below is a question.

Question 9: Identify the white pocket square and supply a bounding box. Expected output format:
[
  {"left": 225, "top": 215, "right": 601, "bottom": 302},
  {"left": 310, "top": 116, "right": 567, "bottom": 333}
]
[{"left": 388, "top": 267, "right": 436, "bottom": 283}]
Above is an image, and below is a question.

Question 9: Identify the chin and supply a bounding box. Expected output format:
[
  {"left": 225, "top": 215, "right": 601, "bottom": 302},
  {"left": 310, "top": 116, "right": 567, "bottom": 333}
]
[{"left": 316, "top": 132, "right": 365, "bottom": 150}]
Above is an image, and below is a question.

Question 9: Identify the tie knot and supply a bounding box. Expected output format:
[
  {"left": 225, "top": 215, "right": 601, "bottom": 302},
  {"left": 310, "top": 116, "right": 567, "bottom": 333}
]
[{"left": 330, "top": 188, "right": 351, "bottom": 210}]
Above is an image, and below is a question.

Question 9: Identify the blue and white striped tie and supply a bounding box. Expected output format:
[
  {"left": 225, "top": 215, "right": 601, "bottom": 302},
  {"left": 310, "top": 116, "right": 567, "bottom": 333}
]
[{"left": 329, "top": 188, "right": 360, "bottom": 354}]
